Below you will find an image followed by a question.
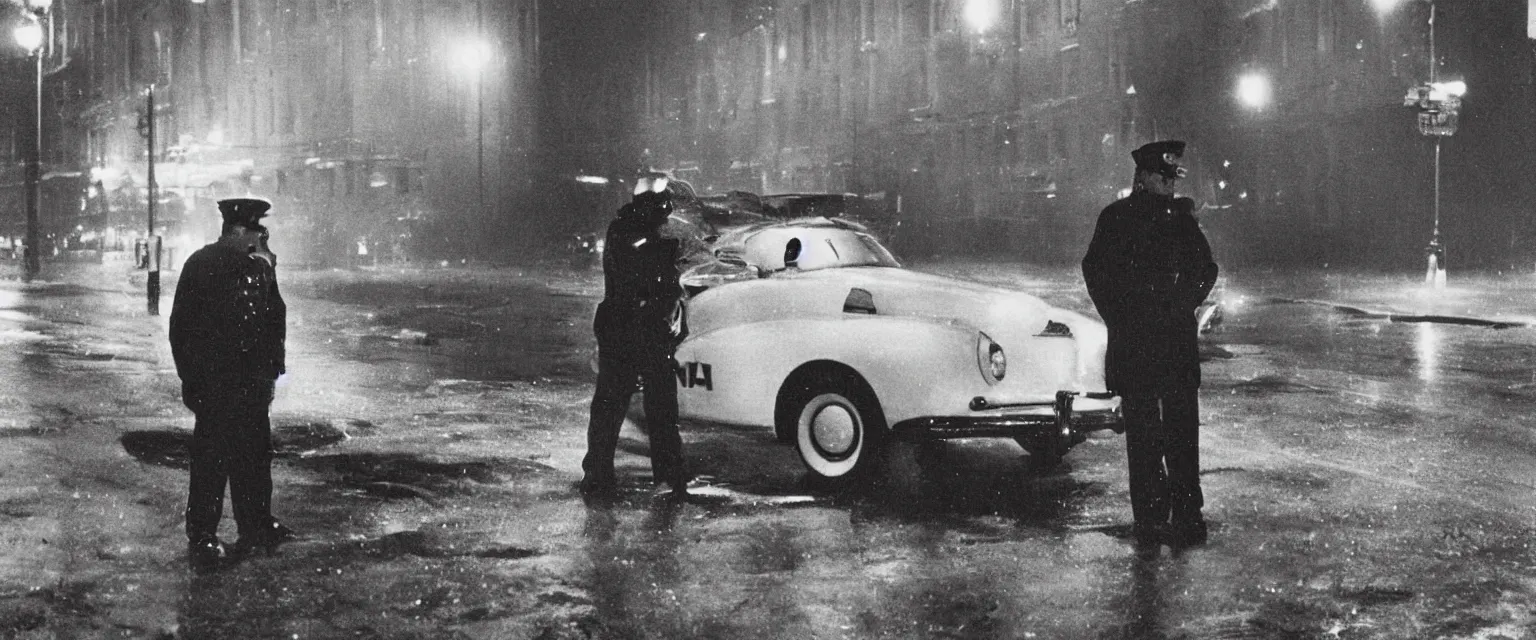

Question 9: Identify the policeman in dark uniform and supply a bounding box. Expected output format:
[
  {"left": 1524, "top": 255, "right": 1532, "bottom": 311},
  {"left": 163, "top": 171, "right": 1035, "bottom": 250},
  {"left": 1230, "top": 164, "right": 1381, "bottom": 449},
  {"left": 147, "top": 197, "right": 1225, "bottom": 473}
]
[
  {"left": 170, "top": 197, "right": 292, "bottom": 561},
  {"left": 1082, "top": 141, "right": 1219, "bottom": 549},
  {"left": 580, "top": 177, "right": 691, "bottom": 498}
]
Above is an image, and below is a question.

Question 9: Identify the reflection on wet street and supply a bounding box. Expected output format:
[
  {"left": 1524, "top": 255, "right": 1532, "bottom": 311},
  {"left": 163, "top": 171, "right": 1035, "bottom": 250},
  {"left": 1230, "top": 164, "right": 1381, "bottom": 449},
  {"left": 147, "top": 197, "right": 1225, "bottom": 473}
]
[{"left": 2, "top": 263, "right": 1535, "bottom": 638}]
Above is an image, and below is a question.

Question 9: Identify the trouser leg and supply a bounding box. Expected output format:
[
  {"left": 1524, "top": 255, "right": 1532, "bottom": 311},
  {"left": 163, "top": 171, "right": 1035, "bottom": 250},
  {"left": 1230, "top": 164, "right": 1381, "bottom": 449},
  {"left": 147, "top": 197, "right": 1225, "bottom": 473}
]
[
  {"left": 185, "top": 416, "right": 227, "bottom": 541},
  {"left": 1161, "top": 388, "right": 1204, "bottom": 525},
  {"left": 582, "top": 354, "right": 636, "bottom": 485},
  {"left": 639, "top": 351, "right": 685, "bottom": 487},
  {"left": 226, "top": 402, "right": 274, "bottom": 539},
  {"left": 1122, "top": 395, "right": 1169, "bottom": 527}
]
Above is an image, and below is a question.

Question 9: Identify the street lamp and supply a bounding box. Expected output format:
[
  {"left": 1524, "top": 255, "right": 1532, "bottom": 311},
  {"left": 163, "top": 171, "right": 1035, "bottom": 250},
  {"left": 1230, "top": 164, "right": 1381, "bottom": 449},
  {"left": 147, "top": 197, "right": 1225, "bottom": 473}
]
[
  {"left": 963, "top": 0, "right": 1000, "bottom": 33},
  {"left": 452, "top": 36, "right": 492, "bottom": 223},
  {"left": 13, "top": 21, "right": 41, "bottom": 51},
  {"left": 13, "top": 13, "right": 45, "bottom": 281},
  {"left": 1375, "top": 0, "right": 1456, "bottom": 289},
  {"left": 1236, "top": 72, "right": 1272, "bottom": 110}
]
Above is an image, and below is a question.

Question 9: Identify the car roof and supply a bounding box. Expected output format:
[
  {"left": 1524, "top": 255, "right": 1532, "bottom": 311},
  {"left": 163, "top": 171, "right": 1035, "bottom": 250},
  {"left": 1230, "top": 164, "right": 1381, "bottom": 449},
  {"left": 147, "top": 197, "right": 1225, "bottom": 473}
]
[{"left": 721, "top": 216, "right": 870, "bottom": 240}]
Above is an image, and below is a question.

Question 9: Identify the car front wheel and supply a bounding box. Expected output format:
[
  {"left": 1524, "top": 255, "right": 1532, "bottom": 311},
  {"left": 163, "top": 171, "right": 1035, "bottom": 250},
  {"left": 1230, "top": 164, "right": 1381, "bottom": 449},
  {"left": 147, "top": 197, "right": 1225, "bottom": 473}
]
[{"left": 790, "top": 375, "right": 886, "bottom": 481}]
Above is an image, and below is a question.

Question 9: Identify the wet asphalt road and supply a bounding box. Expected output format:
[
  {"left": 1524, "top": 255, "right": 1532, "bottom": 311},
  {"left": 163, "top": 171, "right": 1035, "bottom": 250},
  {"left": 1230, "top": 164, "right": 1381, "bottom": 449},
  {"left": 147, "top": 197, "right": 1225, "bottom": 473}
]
[{"left": 0, "top": 258, "right": 1533, "bottom": 639}]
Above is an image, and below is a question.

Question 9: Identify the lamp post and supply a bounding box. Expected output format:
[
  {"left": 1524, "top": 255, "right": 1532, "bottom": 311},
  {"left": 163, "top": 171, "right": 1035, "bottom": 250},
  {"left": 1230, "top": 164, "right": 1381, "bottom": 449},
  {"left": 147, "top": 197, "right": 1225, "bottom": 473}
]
[
  {"left": 452, "top": 37, "right": 492, "bottom": 222},
  {"left": 13, "top": 10, "right": 45, "bottom": 281},
  {"left": 1377, "top": 0, "right": 1462, "bottom": 289},
  {"left": 476, "top": 0, "right": 484, "bottom": 220}
]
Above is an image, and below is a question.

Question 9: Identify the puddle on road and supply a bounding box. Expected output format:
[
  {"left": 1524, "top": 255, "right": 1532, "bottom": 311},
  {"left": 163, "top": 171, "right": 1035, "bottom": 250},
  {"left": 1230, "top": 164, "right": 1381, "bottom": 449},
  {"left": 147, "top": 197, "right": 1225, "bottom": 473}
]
[
  {"left": 120, "top": 420, "right": 360, "bottom": 469},
  {"left": 0, "top": 494, "right": 41, "bottom": 518},
  {"left": 846, "top": 468, "right": 1105, "bottom": 531},
  {"left": 1220, "top": 375, "right": 1335, "bottom": 395},
  {"left": 19, "top": 283, "right": 96, "bottom": 299},
  {"left": 301, "top": 274, "right": 597, "bottom": 390},
  {"left": 354, "top": 529, "right": 542, "bottom": 560},
  {"left": 0, "top": 580, "right": 98, "bottom": 637},
  {"left": 120, "top": 431, "right": 191, "bottom": 468},
  {"left": 1255, "top": 468, "right": 1333, "bottom": 491},
  {"left": 292, "top": 452, "right": 554, "bottom": 502},
  {"left": 270, "top": 421, "right": 356, "bottom": 455},
  {"left": 1341, "top": 586, "right": 1416, "bottom": 606}
]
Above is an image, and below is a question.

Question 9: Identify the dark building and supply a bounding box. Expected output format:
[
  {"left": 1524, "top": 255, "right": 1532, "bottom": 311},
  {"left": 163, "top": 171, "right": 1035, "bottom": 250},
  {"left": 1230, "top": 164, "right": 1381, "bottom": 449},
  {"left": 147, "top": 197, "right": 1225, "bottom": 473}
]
[
  {"left": 609, "top": 0, "right": 1536, "bottom": 269},
  {"left": 3, "top": 0, "right": 542, "bottom": 267}
]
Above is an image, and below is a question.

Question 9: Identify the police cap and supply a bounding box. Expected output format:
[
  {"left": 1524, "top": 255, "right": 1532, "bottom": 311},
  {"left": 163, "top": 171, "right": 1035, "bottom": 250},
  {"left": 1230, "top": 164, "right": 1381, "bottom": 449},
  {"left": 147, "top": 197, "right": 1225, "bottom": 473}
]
[
  {"left": 217, "top": 197, "right": 272, "bottom": 228},
  {"left": 1131, "top": 140, "right": 1187, "bottom": 179}
]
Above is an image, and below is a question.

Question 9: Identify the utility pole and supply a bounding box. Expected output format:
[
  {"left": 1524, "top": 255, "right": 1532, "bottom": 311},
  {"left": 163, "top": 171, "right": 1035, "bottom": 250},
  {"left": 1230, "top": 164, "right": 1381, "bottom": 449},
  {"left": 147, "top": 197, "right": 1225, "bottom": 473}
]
[
  {"left": 23, "top": 44, "right": 41, "bottom": 281},
  {"left": 477, "top": 0, "right": 486, "bottom": 220},
  {"left": 145, "top": 85, "right": 161, "bottom": 315},
  {"left": 1427, "top": 3, "right": 1443, "bottom": 289}
]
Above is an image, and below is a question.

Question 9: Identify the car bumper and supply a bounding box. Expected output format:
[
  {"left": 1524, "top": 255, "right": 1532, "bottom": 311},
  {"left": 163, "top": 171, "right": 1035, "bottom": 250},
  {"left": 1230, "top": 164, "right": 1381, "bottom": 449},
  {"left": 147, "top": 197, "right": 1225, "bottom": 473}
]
[{"left": 890, "top": 390, "right": 1124, "bottom": 442}]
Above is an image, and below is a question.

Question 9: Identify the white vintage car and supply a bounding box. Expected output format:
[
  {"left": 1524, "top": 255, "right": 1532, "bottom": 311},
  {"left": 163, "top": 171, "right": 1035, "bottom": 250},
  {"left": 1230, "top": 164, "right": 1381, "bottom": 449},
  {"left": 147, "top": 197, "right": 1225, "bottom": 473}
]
[{"left": 672, "top": 218, "right": 1123, "bottom": 482}]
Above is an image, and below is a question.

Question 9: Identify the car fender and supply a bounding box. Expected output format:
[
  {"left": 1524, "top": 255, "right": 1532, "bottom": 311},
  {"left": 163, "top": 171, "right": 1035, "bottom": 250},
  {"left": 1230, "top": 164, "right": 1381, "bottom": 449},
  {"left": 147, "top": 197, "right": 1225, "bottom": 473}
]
[{"left": 673, "top": 316, "right": 982, "bottom": 428}]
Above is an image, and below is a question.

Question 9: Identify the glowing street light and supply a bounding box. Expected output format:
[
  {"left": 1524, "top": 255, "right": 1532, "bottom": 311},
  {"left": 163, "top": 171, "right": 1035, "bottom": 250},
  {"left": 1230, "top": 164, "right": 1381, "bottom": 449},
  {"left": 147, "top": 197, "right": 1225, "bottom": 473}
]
[
  {"left": 963, "top": 0, "right": 1000, "bottom": 33},
  {"left": 1429, "top": 80, "right": 1466, "bottom": 99},
  {"left": 451, "top": 40, "right": 492, "bottom": 74},
  {"left": 14, "top": 15, "right": 45, "bottom": 281},
  {"left": 455, "top": 2, "right": 490, "bottom": 222},
  {"left": 1368, "top": 0, "right": 1410, "bottom": 16},
  {"left": 13, "top": 21, "right": 42, "bottom": 52},
  {"left": 1236, "top": 72, "right": 1272, "bottom": 110}
]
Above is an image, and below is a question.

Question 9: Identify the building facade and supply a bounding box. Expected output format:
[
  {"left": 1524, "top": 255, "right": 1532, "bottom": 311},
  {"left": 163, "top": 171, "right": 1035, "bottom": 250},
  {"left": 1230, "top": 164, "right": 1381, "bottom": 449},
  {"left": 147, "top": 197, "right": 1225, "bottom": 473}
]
[
  {"left": 626, "top": 0, "right": 1536, "bottom": 268},
  {"left": 5, "top": 0, "right": 541, "bottom": 266}
]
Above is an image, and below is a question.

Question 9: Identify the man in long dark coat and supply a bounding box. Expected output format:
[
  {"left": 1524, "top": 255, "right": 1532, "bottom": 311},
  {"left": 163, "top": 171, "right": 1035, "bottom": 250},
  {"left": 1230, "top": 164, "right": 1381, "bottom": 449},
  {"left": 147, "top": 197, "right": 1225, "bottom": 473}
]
[
  {"left": 1082, "top": 140, "right": 1219, "bottom": 548},
  {"left": 580, "top": 177, "right": 691, "bottom": 499},
  {"left": 170, "top": 197, "right": 293, "bottom": 561}
]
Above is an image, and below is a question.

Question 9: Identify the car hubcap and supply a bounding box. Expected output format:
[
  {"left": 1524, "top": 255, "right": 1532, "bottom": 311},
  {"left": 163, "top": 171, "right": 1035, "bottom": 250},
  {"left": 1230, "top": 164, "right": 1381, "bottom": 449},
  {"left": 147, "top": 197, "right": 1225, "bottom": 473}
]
[{"left": 811, "top": 403, "right": 858, "bottom": 459}]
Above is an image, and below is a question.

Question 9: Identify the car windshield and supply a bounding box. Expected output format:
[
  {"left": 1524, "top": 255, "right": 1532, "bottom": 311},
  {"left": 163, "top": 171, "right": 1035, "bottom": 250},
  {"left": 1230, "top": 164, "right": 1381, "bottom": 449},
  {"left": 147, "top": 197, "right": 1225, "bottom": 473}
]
[{"left": 740, "top": 226, "right": 900, "bottom": 272}]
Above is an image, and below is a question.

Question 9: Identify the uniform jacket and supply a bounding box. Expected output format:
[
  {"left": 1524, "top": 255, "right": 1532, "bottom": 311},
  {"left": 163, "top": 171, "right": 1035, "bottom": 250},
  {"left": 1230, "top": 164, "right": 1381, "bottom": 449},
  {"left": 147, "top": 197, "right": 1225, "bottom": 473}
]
[
  {"left": 595, "top": 203, "right": 685, "bottom": 353},
  {"left": 1081, "top": 192, "right": 1218, "bottom": 395},
  {"left": 170, "top": 242, "right": 287, "bottom": 388}
]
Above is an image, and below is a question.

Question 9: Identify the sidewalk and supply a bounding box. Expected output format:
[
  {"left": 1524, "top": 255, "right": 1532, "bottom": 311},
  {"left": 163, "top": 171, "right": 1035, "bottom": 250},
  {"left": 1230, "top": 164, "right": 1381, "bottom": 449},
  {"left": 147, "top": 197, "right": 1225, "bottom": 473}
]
[
  {"left": 1226, "top": 268, "right": 1536, "bottom": 329},
  {"left": 911, "top": 259, "right": 1536, "bottom": 329}
]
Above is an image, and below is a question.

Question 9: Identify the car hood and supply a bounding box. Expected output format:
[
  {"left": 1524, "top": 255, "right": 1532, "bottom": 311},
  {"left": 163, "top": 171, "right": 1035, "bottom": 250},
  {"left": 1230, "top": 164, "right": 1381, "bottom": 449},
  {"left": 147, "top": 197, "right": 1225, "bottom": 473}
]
[
  {"left": 804, "top": 267, "right": 1053, "bottom": 323},
  {"left": 687, "top": 266, "right": 1079, "bottom": 339}
]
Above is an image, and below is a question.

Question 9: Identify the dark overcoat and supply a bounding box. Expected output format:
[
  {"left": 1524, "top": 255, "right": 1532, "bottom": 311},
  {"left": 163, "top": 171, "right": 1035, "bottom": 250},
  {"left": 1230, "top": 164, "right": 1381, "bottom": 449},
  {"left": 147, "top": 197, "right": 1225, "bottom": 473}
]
[
  {"left": 594, "top": 203, "right": 685, "bottom": 355},
  {"left": 1081, "top": 192, "right": 1217, "bottom": 396},
  {"left": 169, "top": 242, "right": 287, "bottom": 400}
]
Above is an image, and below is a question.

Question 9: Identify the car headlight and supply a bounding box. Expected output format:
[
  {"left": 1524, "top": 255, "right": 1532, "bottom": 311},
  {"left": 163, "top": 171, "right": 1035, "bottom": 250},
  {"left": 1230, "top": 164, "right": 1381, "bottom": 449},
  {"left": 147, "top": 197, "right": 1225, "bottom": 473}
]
[{"left": 977, "top": 332, "right": 1006, "bottom": 384}]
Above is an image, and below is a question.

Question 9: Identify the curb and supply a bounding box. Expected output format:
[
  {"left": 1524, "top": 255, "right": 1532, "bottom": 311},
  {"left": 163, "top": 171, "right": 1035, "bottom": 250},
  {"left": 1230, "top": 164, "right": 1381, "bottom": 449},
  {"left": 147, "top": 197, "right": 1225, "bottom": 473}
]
[{"left": 1267, "top": 297, "right": 1530, "bottom": 330}]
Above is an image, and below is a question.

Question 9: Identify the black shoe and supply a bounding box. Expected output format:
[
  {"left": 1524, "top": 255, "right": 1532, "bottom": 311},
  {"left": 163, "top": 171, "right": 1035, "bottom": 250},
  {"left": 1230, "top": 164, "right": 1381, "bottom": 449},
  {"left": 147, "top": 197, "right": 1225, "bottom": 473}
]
[
  {"left": 230, "top": 520, "right": 296, "bottom": 555},
  {"left": 579, "top": 476, "right": 618, "bottom": 497},
  {"left": 1131, "top": 521, "right": 1165, "bottom": 546},
  {"left": 188, "top": 536, "right": 225, "bottom": 563},
  {"left": 1167, "top": 519, "right": 1209, "bottom": 548},
  {"left": 652, "top": 482, "right": 689, "bottom": 501}
]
